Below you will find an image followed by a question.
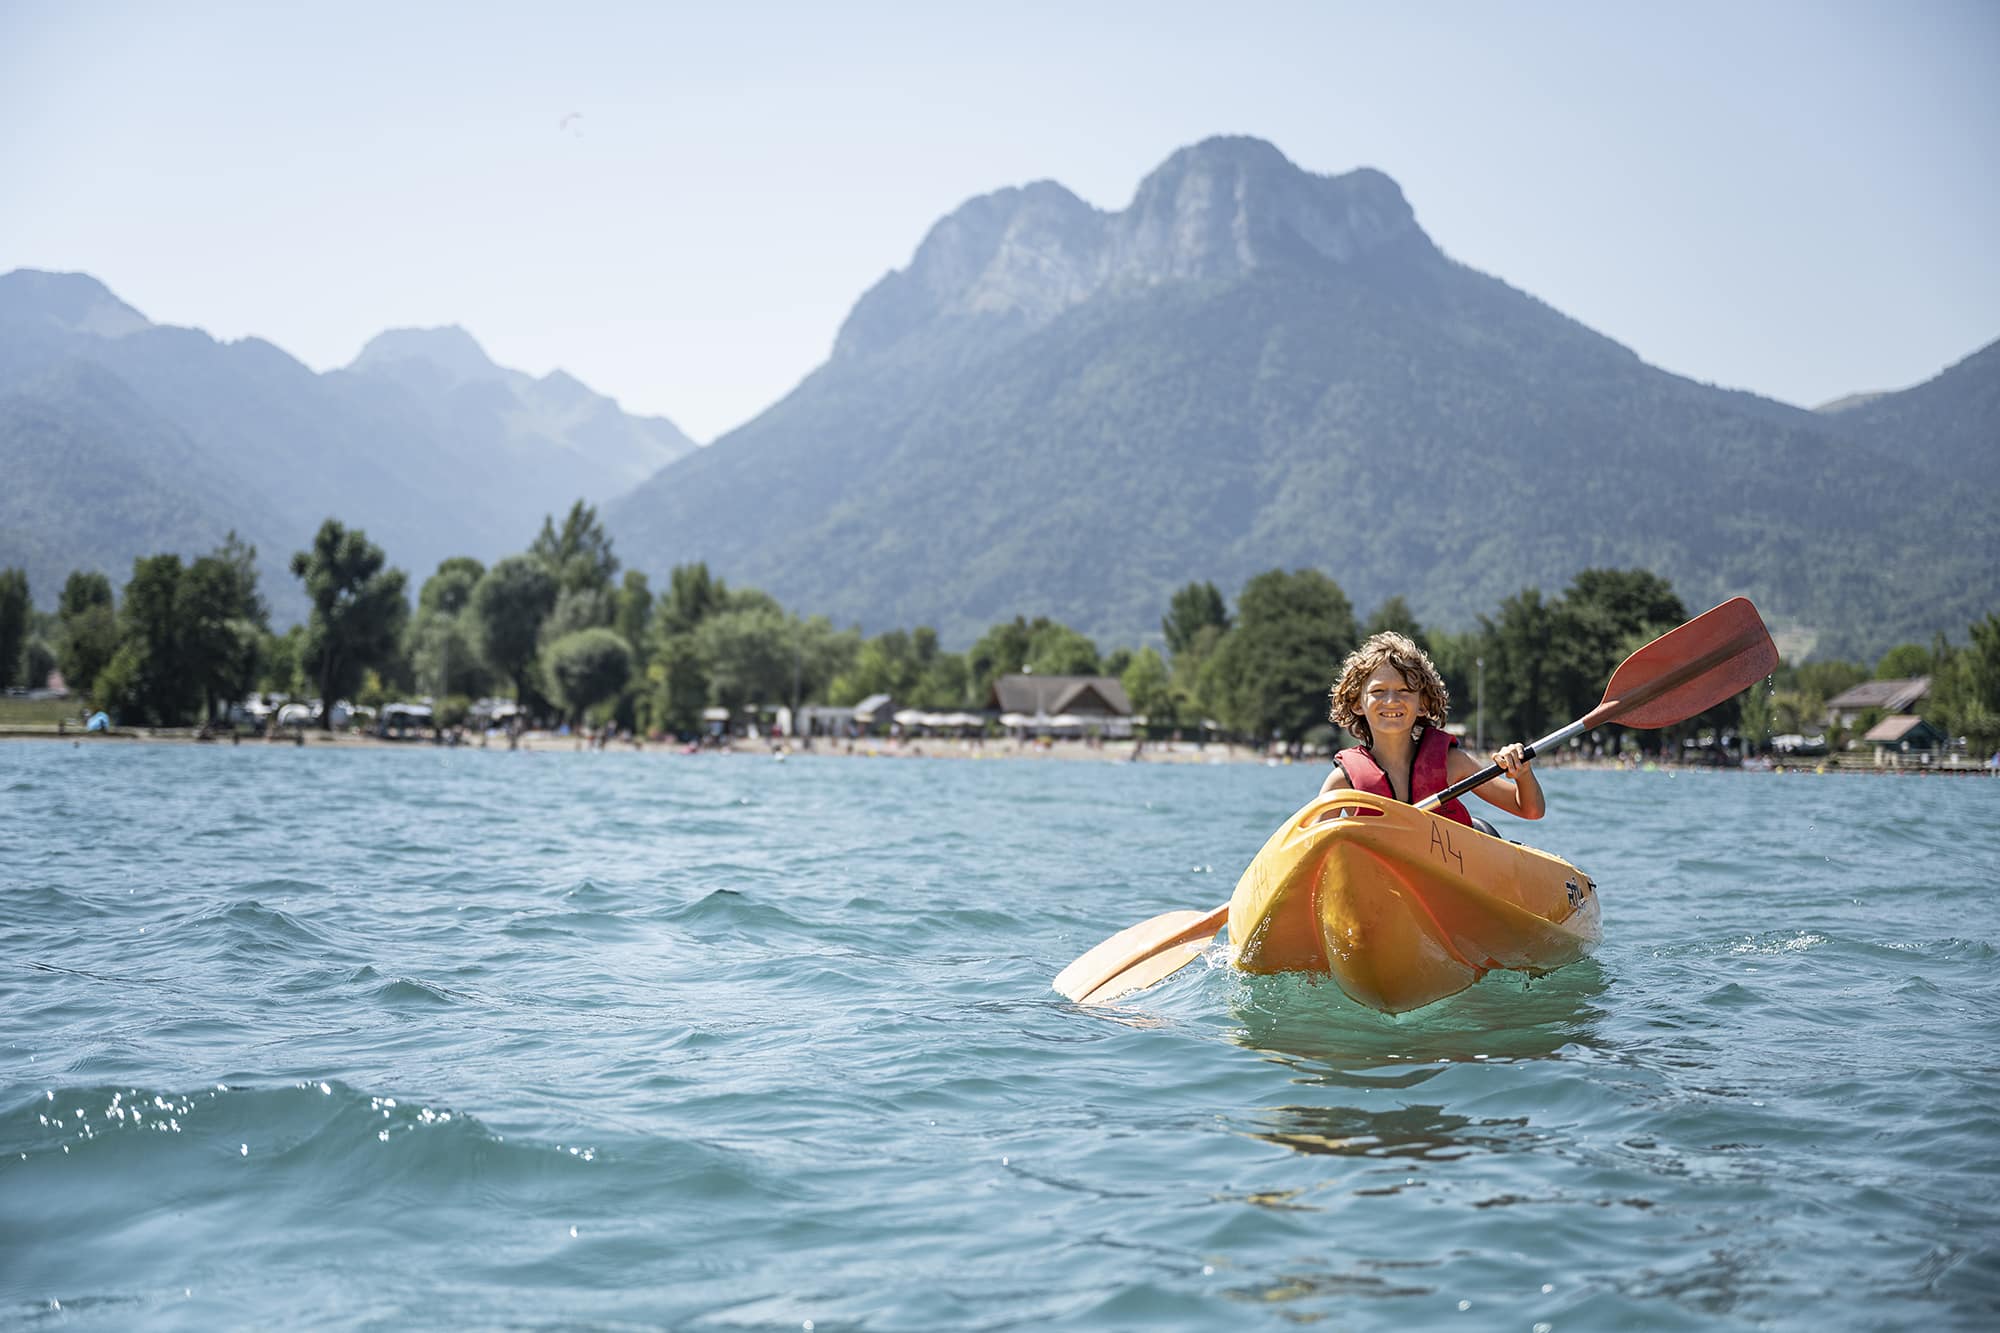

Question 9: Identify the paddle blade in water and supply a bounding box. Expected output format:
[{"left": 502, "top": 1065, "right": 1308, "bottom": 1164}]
[
  {"left": 1053, "top": 904, "right": 1227, "bottom": 1004},
  {"left": 1073, "top": 934, "right": 1218, "bottom": 1005},
  {"left": 1589, "top": 597, "right": 1778, "bottom": 730}
]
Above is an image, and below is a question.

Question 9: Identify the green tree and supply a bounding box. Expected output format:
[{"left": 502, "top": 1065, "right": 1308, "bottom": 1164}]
[
  {"left": 0, "top": 568, "right": 28, "bottom": 689},
  {"left": 1478, "top": 588, "right": 1558, "bottom": 745},
  {"left": 407, "top": 557, "right": 494, "bottom": 701},
  {"left": 290, "top": 519, "right": 410, "bottom": 729},
  {"left": 1204, "top": 569, "right": 1357, "bottom": 744},
  {"left": 912, "top": 650, "right": 969, "bottom": 710},
  {"left": 696, "top": 601, "right": 797, "bottom": 714},
  {"left": 419, "top": 557, "right": 485, "bottom": 617},
  {"left": 181, "top": 534, "right": 269, "bottom": 722},
  {"left": 1122, "top": 645, "right": 1176, "bottom": 729},
  {"left": 1362, "top": 595, "right": 1427, "bottom": 648},
  {"left": 1931, "top": 614, "right": 2000, "bottom": 753},
  {"left": 258, "top": 625, "right": 308, "bottom": 698},
  {"left": 1163, "top": 581, "right": 1230, "bottom": 660},
  {"left": 1026, "top": 622, "right": 1100, "bottom": 676},
  {"left": 1426, "top": 628, "right": 1481, "bottom": 741},
  {"left": 633, "top": 563, "right": 736, "bottom": 737},
  {"left": 59, "top": 571, "right": 114, "bottom": 620},
  {"left": 531, "top": 500, "right": 619, "bottom": 595},
  {"left": 796, "top": 616, "right": 861, "bottom": 707},
  {"left": 638, "top": 634, "right": 710, "bottom": 737},
  {"left": 615, "top": 571, "right": 653, "bottom": 666},
  {"left": 1874, "top": 643, "right": 1932, "bottom": 678},
  {"left": 967, "top": 617, "right": 1038, "bottom": 701},
  {"left": 101, "top": 554, "right": 197, "bottom": 724},
  {"left": 56, "top": 572, "right": 119, "bottom": 699},
  {"left": 543, "top": 585, "right": 615, "bottom": 640},
  {"left": 540, "top": 627, "right": 634, "bottom": 724},
  {"left": 1548, "top": 569, "right": 1687, "bottom": 726},
  {"left": 830, "top": 628, "right": 930, "bottom": 706},
  {"left": 21, "top": 620, "right": 57, "bottom": 693},
  {"left": 660, "top": 562, "right": 724, "bottom": 635},
  {"left": 964, "top": 616, "right": 1100, "bottom": 702},
  {"left": 470, "top": 554, "right": 559, "bottom": 705}
]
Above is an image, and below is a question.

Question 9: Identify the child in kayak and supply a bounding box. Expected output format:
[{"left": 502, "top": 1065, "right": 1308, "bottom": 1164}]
[{"left": 1322, "top": 632, "right": 1545, "bottom": 824}]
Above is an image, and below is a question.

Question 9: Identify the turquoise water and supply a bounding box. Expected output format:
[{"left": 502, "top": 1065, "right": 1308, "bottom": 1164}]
[{"left": 3, "top": 744, "right": 1997, "bottom": 1330}]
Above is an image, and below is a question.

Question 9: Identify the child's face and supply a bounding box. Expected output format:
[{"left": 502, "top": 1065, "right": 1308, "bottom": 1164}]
[{"left": 1359, "top": 663, "right": 1421, "bottom": 738}]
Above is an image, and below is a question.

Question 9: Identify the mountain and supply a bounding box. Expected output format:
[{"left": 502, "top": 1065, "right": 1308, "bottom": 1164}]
[
  {"left": 607, "top": 136, "right": 1998, "bottom": 662},
  {"left": 0, "top": 271, "right": 695, "bottom": 623},
  {"left": 1814, "top": 338, "right": 2000, "bottom": 489},
  {"left": 343, "top": 326, "right": 692, "bottom": 496}
]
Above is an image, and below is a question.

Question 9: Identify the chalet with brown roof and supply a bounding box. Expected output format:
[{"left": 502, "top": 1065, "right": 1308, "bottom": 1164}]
[
  {"left": 1861, "top": 714, "right": 1946, "bottom": 752},
  {"left": 987, "top": 674, "right": 1133, "bottom": 734},
  {"left": 1825, "top": 676, "right": 1929, "bottom": 728}
]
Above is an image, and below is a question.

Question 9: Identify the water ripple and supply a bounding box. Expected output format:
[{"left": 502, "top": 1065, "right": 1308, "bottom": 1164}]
[{"left": 1, "top": 749, "right": 1996, "bottom": 1328}]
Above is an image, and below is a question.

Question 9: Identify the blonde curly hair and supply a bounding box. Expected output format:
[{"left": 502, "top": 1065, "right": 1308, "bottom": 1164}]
[{"left": 1327, "top": 632, "right": 1451, "bottom": 744}]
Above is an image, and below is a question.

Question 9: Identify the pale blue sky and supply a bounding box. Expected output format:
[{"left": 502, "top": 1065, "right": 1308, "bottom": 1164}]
[{"left": 4, "top": 1, "right": 1996, "bottom": 441}]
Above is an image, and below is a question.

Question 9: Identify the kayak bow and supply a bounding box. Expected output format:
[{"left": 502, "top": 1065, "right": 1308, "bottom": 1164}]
[{"left": 1229, "top": 790, "right": 1599, "bottom": 1013}]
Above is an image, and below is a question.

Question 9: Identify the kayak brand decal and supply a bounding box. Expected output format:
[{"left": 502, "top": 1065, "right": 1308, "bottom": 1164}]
[{"left": 1428, "top": 821, "right": 1465, "bottom": 875}]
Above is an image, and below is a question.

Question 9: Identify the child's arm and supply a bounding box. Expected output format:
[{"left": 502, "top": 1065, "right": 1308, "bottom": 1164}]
[{"left": 1449, "top": 743, "right": 1546, "bottom": 819}]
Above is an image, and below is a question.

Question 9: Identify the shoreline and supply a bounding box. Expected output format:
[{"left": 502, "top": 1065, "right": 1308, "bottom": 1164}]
[{"left": 2, "top": 726, "right": 1993, "bottom": 776}]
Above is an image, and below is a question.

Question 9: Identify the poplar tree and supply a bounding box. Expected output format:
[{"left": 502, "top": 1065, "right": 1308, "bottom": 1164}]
[{"left": 290, "top": 519, "right": 408, "bottom": 729}]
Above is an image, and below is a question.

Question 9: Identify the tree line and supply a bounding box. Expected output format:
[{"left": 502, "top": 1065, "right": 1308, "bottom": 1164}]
[{"left": 3, "top": 505, "right": 1997, "bottom": 753}]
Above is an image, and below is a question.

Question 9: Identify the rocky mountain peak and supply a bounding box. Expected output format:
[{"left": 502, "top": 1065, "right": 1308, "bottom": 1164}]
[
  {"left": 1114, "top": 137, "right": 1423, "bottom": 279},
  {"left": 831, "top": 137, "right": 1433, "bottom": 359}
]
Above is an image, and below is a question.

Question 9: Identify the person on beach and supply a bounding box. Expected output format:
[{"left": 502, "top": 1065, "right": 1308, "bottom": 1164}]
[{"left": 1321, "top": 632, "right": 1545, "bottom": 826}]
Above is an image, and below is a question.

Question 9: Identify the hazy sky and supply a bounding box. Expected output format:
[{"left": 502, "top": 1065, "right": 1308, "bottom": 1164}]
[{"left": 5, "top": 1, "right": 1996, "bottom": 441}]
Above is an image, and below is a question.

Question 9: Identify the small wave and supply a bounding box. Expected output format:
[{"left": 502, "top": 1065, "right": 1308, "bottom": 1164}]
[
  {"left": 1727, "top": 931, "right": 1830, "bottom": 956},
  {"left": 659, "top": 887, "right": 813, "bottom": 936},
  {"left": 0, "top": 1079, "right": 587, "bottom": 1189},
  {"left": 1878, "top": 937, "right": 1999, "bottom": 962},
  {"left": 499, "top": 908, "right": 638, "bottom": 943},
  {"left": 369, "top": 976, "right": 472, "bottom": 1008},
  {"left": 560, "top": 879, "right": 622, "bottom": 904},
  {"left": 7, "top": 883, "right": 119, "bottom": 919},
  {"left": 171, "top": 899, "right": 349, "bottom": 962}
]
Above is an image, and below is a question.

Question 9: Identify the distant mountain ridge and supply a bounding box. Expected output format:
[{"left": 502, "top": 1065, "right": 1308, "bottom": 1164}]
[
  {"left": 0, "top": 271, "right": 695, "bottom": 622},
  {"left": 607, "top": 136, "right": 1997, "bottom": 662},
  {"left": 1814, "top": 337, "right": 2000, "bottom": 489}
]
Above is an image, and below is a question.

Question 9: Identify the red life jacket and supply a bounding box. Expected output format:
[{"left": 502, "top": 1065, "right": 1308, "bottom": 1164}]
[{"left": 1335, "top": 725, "right": 1472, "bottom": 827}]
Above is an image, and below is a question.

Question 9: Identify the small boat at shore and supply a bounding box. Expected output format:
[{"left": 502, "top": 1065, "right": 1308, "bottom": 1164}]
[{"left": 1228, "top": 790, "right": 1600, "bottom": 1013}]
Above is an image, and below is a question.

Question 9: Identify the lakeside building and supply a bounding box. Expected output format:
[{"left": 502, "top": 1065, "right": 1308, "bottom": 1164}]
[
  {"left": 987, "top": 674, "right": 1135, "bottom": 738},
  {"left": 1825, "top": 677, "right": 1930, "bottom": 728}
]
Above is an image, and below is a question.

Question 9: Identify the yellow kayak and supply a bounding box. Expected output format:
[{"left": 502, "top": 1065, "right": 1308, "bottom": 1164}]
[{"left": 1228, "top": 790, "right": 1600, "bottom": 1014}]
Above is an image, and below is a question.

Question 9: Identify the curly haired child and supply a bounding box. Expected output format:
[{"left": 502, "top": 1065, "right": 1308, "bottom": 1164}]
[{"left": 1321, "top": 632, "right": 1544, "bottom": 825}]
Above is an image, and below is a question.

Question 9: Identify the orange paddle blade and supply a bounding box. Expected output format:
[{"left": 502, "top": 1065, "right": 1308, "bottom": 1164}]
[
  {"left": 1053, "top": 904, "right": 1227, "bottom": 1004},
  {"left": 1585, "top": 596, "right": 1778, "bottom": 730}
]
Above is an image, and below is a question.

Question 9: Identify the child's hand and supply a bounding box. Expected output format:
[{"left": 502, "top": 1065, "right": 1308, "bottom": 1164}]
[{"left": 1492, "top": 743, "right": 1531, "bottom": 777}]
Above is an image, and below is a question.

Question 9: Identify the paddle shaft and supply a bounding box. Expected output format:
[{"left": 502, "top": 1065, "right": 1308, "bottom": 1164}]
[
  {"left": 1422, "top": 599, "right": 1774, "bottom": 812},
  {"left": 1416, "top": 719, "right": 1584, "bottom": 812}
]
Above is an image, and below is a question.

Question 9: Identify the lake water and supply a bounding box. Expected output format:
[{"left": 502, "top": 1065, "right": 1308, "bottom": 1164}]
[{"left": 3, "top": 743, "right": 1997, "bottom": 1330}]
